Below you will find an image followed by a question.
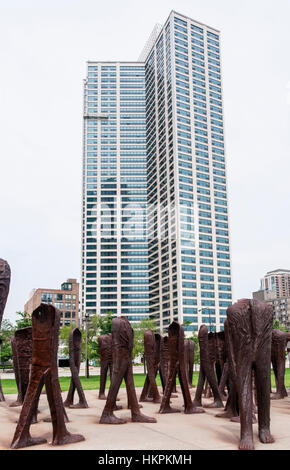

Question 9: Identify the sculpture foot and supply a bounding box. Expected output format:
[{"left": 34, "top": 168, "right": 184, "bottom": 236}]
[
  {"left": 100, "top": 412, "right": 127, "bottom": 425},
  {"left": 69, "top": 402, "right": 89, "bottom": 409},
  {"left": 98, "top": 394, "right": 107, "bottom": 400},
  {"left": 204, "top": 399, "right": 224, "bottom": 408},
  {"left": 52, "top": 432, "right": 85, "bottom": 446},
  {"left": 9, "top": 400, "right": 23, "bottom": 407},
  {"left": 11, "top": 435, "right": 47, "bottom": 449},
  {"left": 239, "top": 437, "right": 255, "bottom": 451},
  {"left": 192, "top": 400, "right": 202, "bottom": 408},
  {"left": 159, "top": 406, "right": 181, "bottom": 414},
  {"left": 259, "top": 429, "right": 275, "bottom": 444},
  {"left": 184, "top": 405, "right": 205, "bottom": 414},
  {"left": 231, "top": 415, "right": 257, "bottom": 424},
  {"left": 131, "top": 412, "right": 157, "bottom": 423},
  {"left": 271, "top": 392, "right": 285, "bottom": 400},
  {"left": 215, "top": 410, "right": 237, "bottom": 419}
]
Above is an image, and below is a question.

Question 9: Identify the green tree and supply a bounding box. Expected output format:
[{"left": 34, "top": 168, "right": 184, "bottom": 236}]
[
  {"left": 0, "top": 319, "right": 15, "bottom": 364},
  {"left": 59, "top": 311, "right": 114, "bottom": 363},
  {"left": 273, "top": 319, "right": 289, "bottom": 332},
  {"left": 15, "top": 311, "right": 32, "bottom": 329}
]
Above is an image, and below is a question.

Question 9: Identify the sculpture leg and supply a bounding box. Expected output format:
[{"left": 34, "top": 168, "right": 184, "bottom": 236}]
[
  {"left": 100, "top": 359, "right": 129, "bottom": 424},
  {"left": 255, "top": 350, "right": 274, "bottom": 445},
  {"left": 10, "top": 367, "right": 47, "bottom": 449},
  {"left": 99, "top": 360, "right": 109, "bottom": 400},
  {"left": 271, "top": 346, "right": 287, "bottom": 399},
  {"left": 10, "top": 338, "right": 21, "bottom": 406},
  {"left": 146, "top": 361, "right": 161, "bottom": 404},
  {"left": 192, "top": 366, "right": 206, "bottom": 407},
  {"left": 178, "top": 366, "right": 204, "bottom": 414},
  {"left": 218, "top": 363, "right": 229, "bottom": 400},
  {"left": 159, "top": 368, "right": 180, "bottom": 414},
  {"left": 44, "top": 371, "right": 84, "bottom": 446},
  {"left": 63, "top": 378, "right": 75, "bottom": 407},
  {"left": 236, "top": 357, "right": 254, "bottom": 450},
  {"left": 124, "top": 363, "right": 156, "bottom": 423},
  {"left": 139, "top": 374, "right": 151, "bottom": 402},
  {"left": 69, "top": 364, "right": 88, "bottom": 408}
]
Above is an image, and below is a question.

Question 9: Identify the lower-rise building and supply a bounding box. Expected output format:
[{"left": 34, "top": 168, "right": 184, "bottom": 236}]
[{"left": 24, "top": 278, "right": 79, "bottom": 326}]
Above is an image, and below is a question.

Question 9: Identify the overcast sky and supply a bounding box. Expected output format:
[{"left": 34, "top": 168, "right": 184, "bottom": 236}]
[{"left": 1, "top": 0, "right": 290, "bottom": 323}]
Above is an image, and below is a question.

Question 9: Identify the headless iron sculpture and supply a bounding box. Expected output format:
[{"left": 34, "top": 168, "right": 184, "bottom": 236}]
[
  {"left": 193, "top": 325, "right": 224, "bottom": 408},
  {"left": 159, "top": 321, "right": 204, "bottom": 414},
  {"left": 10, "top": 328, "right": 33, "bottom": 406},
  {"left": 100, "top": 316, "right": 156, "bottom": 424},
  {"left": 63, "top": 328, "right": 88, "bottom": 408},
  {"left": 226, "top": 298, "right": 274, "bottom": 450},
  {"left": 139, "top": 331, "right": 161, "bottom": 403},
  {"left": 271, "top": 329, "right": 290, "bottom": 399},
  {"left": 98, "top": 333, "right": 113, "bottom": 400},
  {"left": 10, "top": 304, "right": 85, "bottom": 449},
  {"left": 0, "top": 258, "right": 11, "bottom": 401}
]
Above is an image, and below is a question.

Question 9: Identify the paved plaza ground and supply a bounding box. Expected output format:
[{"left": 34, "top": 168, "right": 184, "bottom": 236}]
[{"left": 0, "top": 386, "right": 290, "bottom": 451}]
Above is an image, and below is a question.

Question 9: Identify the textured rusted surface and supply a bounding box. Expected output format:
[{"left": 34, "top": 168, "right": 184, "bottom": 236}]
[
  {"left": 0, "top": 259, "right": 11, "bottom": 402},
  {"left": 63, "top": 328, "right": 88, "bottom": 408},
  {"left": 10, "top": 328, "right": 33, "bottom": 408},
  {"left": 98, "top": 333, "right": 113, "bottom": 400},
  {"left": 140, "top": 331, "right": 161, "bottom": 403},
  {"left": 188, "top": 339, "right": 195, "bottom": 388},
  {"left": 159, "top": 322, "right": 204, "bottom": 415},
  {"left": 226, "top": 299, "right": 274, "bottom": 450},
  {"left": 271, "top": 329, "right": 290, "bottom": 399},
  {"left": 10, "top": 304, "right": 85, "bottom": 449},
  {"left": 193, "top": 326, "right": 224, "bottom": 409},
  {"left": 100, "top": 317, "right": 156, "bottom": 424}
]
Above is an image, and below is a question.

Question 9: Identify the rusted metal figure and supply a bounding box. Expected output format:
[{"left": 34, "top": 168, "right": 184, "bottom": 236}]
[
  {"left": 63, "top": 328, "right": 88, "bottom": 408},
  {"left": 100, "top": 316, "right": 157, "bottom": 424},
  {"left": 139, "top": 331, "right": 161, "bottom": 403},
  {"left": 193, "top": 326, "right": 224, "bottom": 408},
  {"left": 10, "top": 304, "right": 85, "bottom": 449},
  {"left": 271, "top": 329, "right": 290, "bottom": 400},
  {"left": 0, "top": 258, "right": 11, "bottom": 401},
  {"left": 159, "top": 321, "right": 204, "bottom": 414},
  {"left": 226, "top": 299, "right": 274, "bottom": 450},
  {"left": 10, "top": 328, "right": 33, "bottom": 407},
  {"left": 98, "top": 333, "right": 113, "bottom": 400},
  {"left": 184, "top": 339, "right": 195, "bottom": 388}
]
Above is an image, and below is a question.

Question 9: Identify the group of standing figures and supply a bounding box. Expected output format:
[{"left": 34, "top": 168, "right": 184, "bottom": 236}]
[{"left": 0, "top": 258, "right": 290, "bottom": 451}]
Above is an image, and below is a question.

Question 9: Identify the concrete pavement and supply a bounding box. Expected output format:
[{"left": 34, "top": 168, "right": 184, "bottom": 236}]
[{"left": 0, "top": 386, "right": 289, "bottom": 450}]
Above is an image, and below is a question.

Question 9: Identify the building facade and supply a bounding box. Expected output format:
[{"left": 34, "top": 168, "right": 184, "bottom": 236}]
[
  {"left": 253, "top": 269, "right": 290, "bottom": 330},
  {"left": 81, "top": 62, "right": 150, "bottom": 323},
  {"left": 81, "top": 10, "right": 233, "bottom": 333},
  {"left": 261, "top": 269, "right": 290, "bottom": 298},
  {"left": 24, "top": 278, "right": 79, "bottom": 326}
]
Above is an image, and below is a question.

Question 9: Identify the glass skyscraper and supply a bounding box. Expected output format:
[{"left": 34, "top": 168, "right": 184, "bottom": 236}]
[{"left": 81, "top": 11, "right": 232, "bottom": 333}]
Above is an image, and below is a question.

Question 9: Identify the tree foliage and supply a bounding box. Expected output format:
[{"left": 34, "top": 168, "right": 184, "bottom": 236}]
[
  {"left": 0, "top": 312, "right": 32, "bottom": 364},
  {"left": 59, "top": 311, "right": 114, "bottom": 361},
  {"left": 273, "top": 319, "right": 289, "bottom": 332},
  {"left": 132, "top": 318, "right": 156, "bottom": 361}
]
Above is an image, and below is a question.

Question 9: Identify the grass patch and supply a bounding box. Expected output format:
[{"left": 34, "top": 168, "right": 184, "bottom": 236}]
[{"left": 1, "top": 370, "right": 290, "bottom": 395}]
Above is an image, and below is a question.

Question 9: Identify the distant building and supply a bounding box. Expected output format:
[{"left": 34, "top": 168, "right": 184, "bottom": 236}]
[
  {"left": 253, "top": 269, "right": 290, "bottom": 330},
  {"left": 24, "top": 278, "right": 79, "bottom": 327},
  {"left": 261, "top": 269, "right": 290, "bottom": 298}
]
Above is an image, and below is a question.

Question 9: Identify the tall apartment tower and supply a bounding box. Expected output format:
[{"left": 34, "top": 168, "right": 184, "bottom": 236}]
[
  {"left": 81, "top": 11, "right": 232, "bottom": 333},
  {"left": 81, "top": 61, "right": 149, "bottom": 323}
]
